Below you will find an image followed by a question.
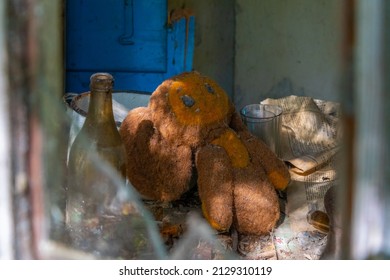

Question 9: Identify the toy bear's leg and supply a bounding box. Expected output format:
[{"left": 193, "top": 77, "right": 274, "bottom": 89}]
[
  {"left": 120, "top": 107, "right": 193, "bottom": 202},
  {"left": 196, "top": 145, "right": 234, "bottom": 232},
  {"left": 233, "top": 166, "right": 280, "bottom": 235}
]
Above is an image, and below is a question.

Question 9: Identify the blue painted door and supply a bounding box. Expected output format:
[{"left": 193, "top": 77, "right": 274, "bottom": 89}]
[{"left": 65, "top": 0, "right": 194, "bottom": 93}]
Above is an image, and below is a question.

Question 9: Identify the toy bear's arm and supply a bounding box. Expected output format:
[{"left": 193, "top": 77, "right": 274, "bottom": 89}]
[
  {"left": 230, "top": 110, "right": 291, "bottom": 190},
  {"left": 119, "top": 107, "right": 193, "bottom": 202}
]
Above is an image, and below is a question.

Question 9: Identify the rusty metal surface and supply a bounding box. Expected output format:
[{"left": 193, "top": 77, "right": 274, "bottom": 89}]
[{"left": 5, "top": 0, "right": 66, "bottom": 259}]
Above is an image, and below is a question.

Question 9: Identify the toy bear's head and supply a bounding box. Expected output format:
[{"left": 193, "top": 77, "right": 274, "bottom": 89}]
[{"left": 148, "top": 71, "right": 234, "bottom": 147}]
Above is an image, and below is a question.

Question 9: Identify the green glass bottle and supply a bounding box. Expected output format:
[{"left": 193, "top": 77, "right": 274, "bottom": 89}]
[{"left": 66, "top": 73, "right": 127, "bottom": 252}]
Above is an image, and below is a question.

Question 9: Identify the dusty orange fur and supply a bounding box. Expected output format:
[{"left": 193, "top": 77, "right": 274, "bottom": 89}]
[{"left": 120, "top": 71, "right": 291, "bottom": 235}]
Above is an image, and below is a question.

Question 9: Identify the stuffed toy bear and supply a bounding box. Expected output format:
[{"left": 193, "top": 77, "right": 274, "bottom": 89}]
[{"left": 119, "top": 71, "right": 290, "bottom": 235}]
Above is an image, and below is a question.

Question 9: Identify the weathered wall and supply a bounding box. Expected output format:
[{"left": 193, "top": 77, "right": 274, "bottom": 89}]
[
  {"left": 168, "top": 1, "right": 344, "bottom": 108},
  {"left": 234, "top": 0, "right": 344, "bottom": 109},
  {"left": 168, "top": 0, "right": 235, "bottom": 98}
]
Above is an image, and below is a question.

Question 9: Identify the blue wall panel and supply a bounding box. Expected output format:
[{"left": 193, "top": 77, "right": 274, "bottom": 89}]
[{"left": 66, "top": 0, "right": 194, "bottom": 93}]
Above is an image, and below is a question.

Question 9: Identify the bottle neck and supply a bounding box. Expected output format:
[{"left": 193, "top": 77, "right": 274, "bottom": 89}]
[{"left": 85, "top": 88, "right": 116, "bottom": 126}]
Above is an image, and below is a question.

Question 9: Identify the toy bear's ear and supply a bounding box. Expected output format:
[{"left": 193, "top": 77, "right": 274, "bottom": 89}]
[
  {"left": 120, "top": 106, "right": 194, "bottom": 202},
  {"left": 120, "top": 107, "right": 155, "bottom": 143},
  {"left": 229, "top": 108, "right": 252, "bottom": 137}
]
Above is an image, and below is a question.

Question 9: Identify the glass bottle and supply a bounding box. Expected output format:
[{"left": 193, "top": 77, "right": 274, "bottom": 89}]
[{"left": 66, "top": 73, "right": 127, "bottom": 253}]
